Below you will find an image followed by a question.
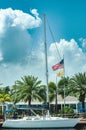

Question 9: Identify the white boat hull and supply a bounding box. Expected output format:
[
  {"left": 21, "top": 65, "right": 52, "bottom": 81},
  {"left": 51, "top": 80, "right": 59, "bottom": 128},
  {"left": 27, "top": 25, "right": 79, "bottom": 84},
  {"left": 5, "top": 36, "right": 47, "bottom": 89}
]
[{"left": 2, "top": 117, "right": 80, "bottom": 128}]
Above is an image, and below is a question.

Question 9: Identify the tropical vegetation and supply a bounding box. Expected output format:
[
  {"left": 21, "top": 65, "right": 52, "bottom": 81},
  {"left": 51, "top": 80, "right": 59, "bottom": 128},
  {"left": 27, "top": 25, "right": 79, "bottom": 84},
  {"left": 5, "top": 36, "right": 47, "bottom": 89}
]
[
  {"left": 11, "top": 75, "right": 43, "bottom": 105},
  {"left": 0, "top": 86, "right": 11, "bottom": 115},
  {"left": 0, "top": 72, "right": 86, "bottom": 116},
  {"left": 69, "top": 72, "right": 86, "bottom": 112}
]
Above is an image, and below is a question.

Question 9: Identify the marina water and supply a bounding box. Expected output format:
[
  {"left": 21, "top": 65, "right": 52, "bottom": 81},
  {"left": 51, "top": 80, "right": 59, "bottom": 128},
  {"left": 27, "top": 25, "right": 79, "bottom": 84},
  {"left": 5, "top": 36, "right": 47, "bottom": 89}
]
[{"left": 1, "top": 127, "right": 86, "bottom": 130}]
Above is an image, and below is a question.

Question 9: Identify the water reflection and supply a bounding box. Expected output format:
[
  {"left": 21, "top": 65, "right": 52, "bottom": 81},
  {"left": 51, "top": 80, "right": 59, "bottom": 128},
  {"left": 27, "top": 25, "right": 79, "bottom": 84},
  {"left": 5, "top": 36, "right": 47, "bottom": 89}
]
[
  {"left": 1, "top": 127, "right": 86, "bottom": 130},
  {"left": 0, "top": 129, "right": 76, "bottom": 130},
  {"left": 0, "top": 128, "right": 80, "bottom": 130}
]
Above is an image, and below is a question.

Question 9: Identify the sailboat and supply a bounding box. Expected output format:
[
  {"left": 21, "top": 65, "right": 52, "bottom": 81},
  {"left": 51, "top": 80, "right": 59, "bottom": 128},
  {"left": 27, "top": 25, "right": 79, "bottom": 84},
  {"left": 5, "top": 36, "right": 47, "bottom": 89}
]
[{"left": 2, "top": 14, "right": 81, "bottom": 129}]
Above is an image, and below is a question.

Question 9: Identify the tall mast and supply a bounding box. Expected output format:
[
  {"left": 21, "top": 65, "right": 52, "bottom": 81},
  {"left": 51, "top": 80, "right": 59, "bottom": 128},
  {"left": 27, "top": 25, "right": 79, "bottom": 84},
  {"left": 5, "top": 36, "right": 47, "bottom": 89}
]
[{"left": 43, "top": 14, "right": 49, "bottom": 115}]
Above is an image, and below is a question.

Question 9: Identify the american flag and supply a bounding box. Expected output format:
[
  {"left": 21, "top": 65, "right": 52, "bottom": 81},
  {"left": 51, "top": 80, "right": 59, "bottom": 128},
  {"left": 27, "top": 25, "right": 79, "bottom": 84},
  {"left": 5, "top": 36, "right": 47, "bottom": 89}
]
[{"left": 52, "top": 59, "right": 64, "bottom": 71}]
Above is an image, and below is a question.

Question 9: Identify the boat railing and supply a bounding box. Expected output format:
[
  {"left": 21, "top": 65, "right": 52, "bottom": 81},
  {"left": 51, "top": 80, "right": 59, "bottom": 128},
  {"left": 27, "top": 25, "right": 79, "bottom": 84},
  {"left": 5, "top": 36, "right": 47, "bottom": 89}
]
[{"left": 56, "top": 113, "right": 84, "bottom": 118}]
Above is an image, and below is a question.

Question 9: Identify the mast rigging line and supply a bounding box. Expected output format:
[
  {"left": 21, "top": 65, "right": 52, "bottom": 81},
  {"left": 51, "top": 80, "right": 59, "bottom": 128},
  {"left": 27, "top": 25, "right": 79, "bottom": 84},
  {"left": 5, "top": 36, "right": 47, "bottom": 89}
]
[{"left": 46, "top": 16, "right": 61, "bottom": 61}]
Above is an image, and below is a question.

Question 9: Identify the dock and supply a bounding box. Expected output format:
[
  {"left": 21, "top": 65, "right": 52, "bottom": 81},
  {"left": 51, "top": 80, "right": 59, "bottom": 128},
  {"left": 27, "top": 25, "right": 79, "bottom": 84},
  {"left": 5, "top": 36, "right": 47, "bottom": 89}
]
[
  {"left": 78, "top": 118, "right": 86, "bottom": 124},
  {"left": 75, "top": 118, "right": 86, "bottom": 128},
  {"left": 0, "top": 121, "right": 3, "bottom": 127}
]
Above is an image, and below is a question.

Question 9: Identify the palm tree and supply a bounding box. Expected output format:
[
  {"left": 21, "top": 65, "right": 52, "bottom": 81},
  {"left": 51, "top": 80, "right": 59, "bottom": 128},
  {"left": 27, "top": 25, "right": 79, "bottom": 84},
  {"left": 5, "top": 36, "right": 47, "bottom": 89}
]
[
  {"left": 11, "top": 84, "right": 20, "bottom": 104},
  {"left": 3, "top": 86, "right": 10, "bottom": 94},
  {"left": 11, "top": 75, "right": 43, "bottom": 105},
  {"left": 58, "top": 76, "right": 70, "bottom": 98},
  {"left": 58, "top": 76, "right": 70, "bottom": 115},
  {"left": 69, "top": 72, "right": 86, "bottom": 112},
  {"left": 0, "top": 93, "right": 11, "bottom": 114},
  {"left": 37, "top": 85, "right": 46, "bottom": 103},
  {"left": 48, "top": 82, "right": 57, "bottom": 114}
]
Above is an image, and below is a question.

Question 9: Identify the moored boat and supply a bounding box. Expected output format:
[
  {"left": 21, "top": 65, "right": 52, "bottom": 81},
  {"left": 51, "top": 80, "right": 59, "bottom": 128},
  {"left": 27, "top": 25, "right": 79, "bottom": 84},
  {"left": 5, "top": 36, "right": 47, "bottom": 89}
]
[{"left": 2, "top": 116, "right": 80, "bottom": 128}]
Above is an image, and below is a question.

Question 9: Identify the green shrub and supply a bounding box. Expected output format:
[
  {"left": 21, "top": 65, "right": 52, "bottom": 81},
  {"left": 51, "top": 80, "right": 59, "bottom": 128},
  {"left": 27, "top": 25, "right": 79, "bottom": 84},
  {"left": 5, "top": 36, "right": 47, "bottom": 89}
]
[{"left": 60, "top": 106, "right": 74, "bottom": 117}]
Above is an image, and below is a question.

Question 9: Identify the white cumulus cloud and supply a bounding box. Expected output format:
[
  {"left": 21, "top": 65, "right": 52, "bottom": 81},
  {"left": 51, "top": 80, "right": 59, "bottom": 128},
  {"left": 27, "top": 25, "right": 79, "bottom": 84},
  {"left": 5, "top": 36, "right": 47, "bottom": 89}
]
[
  {"left": 0, "top": 8, "right": 42, "bottom": 33},
  {"left": 0, "top": 8, "right": 85, "bottom": 86},
  {"left": 0, "top": 8, "right": 42, "bottom": 64},
  {"left": 48, "top": 39, "right": 86, "bottom": 82}
]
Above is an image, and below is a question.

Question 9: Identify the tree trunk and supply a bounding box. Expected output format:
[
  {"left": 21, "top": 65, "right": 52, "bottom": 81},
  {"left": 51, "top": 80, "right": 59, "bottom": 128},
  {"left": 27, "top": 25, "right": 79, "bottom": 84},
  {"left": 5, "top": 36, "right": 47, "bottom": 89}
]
[
  {"left": 28, "top": 97, "right": 31, "bottom": 116},
  {"left": 82, "top": 101, "right": 85, "bottom": 112},
  {"left": 2, "top": 102, "right": 6, "bottom": 120},
  {"left": 81, "top": 93, "right": 85, "bottom": 112}
]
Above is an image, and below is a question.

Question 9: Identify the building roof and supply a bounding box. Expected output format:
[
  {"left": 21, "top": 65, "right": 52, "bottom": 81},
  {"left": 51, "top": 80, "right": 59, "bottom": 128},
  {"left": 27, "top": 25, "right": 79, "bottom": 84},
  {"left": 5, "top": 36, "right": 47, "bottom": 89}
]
[{"left": 4, "top": 95, "right": 86, "bottom": 105}]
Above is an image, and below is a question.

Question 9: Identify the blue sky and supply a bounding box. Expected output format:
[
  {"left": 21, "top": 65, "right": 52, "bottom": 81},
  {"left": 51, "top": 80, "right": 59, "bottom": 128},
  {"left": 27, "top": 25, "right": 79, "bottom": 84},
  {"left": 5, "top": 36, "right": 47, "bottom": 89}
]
[
  {"left": 1, "top": 0, "right": 86, "bottom": 40},
  {"left": 0, "top": 0, "right": 86, "bottom": 86}
]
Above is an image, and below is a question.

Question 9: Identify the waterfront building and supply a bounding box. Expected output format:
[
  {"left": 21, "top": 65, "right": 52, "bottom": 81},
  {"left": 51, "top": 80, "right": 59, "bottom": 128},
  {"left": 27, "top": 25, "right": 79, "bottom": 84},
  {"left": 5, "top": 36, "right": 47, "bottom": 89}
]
[{"left": 1, "top": 95, "right": 85, "bottom": 115}]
